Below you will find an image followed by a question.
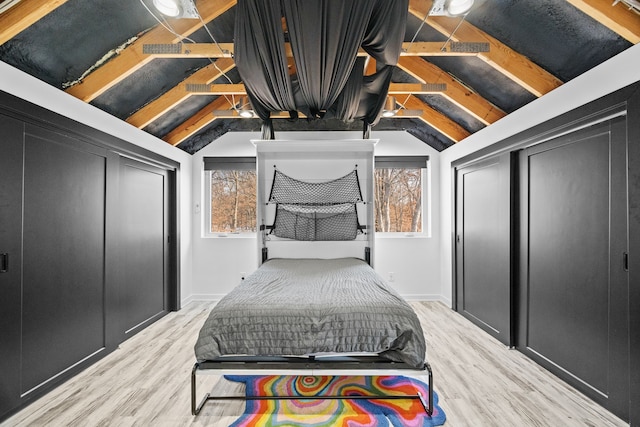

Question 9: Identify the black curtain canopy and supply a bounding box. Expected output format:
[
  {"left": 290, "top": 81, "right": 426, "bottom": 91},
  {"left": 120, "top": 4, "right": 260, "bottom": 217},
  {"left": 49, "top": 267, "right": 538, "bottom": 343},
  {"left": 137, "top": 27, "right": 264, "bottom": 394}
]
[{"left": 234, "top": 0, "right": 408, "bottom": 131}]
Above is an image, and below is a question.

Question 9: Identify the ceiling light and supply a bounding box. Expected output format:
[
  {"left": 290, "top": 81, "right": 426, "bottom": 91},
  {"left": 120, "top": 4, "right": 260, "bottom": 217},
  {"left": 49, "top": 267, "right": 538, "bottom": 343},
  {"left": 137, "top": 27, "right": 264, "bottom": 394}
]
[
  {"left": 153, "top": 0, "right": 181, "bottom": 17},
  {"left": 152, "top": 0, "right": 199, "bottom": 18},
  {"left": 382, "top": 96, "right": 398, "bottom": 118},
  {"left": 445, "top": 0, "right": 475, "bottom": 16},
  {"left": 237, "top": 96, "right": 255, "bottom": 118},
  {"left": 429, "top": 0, "right": 475, "bottom": 16}
]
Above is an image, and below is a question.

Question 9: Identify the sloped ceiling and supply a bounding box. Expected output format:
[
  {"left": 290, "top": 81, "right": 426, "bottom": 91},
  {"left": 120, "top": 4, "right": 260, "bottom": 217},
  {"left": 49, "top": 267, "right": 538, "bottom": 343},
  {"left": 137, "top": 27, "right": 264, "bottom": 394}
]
[{"left": 0, "top": 0, "right": 638, "bottom": 154}]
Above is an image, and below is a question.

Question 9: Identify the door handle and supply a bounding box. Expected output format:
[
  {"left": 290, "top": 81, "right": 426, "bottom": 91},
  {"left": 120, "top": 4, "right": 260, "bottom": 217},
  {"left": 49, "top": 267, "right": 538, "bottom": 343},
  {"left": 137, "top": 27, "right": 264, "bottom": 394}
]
[
  {"left": 623, "top": 252, "right": 629, "bottom": 272},
  {"left": 0, "top": 253, "right": 7, "bottom": 273}
]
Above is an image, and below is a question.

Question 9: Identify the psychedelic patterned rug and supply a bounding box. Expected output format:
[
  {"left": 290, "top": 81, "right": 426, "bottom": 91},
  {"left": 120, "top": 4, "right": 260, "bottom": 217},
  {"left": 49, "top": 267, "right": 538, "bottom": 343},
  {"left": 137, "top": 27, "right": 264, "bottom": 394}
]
[{"left": 224, "top": 375, "right": 446, "bottom": 426}]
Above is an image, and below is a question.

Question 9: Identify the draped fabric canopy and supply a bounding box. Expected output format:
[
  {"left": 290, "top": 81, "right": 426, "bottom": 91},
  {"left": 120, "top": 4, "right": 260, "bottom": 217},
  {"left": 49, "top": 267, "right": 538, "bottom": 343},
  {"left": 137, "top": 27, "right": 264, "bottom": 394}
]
[{"left": 234, "top": 0, "right": 408, "bottom": 133}]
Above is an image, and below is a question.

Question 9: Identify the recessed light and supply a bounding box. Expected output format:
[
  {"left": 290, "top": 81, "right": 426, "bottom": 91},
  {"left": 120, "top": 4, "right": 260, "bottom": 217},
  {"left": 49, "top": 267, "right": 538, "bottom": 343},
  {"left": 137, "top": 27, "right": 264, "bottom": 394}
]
[
  {"left": 445, "top": 0, "right": 475, "bottom": 16},
  {"left": 153, "top": 0, "right": 181, "bottom": 17}
]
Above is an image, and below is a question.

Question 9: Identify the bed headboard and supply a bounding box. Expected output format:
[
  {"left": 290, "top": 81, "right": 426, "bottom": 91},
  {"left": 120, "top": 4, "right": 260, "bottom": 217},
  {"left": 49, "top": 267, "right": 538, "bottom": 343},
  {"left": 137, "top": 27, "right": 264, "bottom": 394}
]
[{"left": 254, "top": 139, "right": 376, "bottom": 266}]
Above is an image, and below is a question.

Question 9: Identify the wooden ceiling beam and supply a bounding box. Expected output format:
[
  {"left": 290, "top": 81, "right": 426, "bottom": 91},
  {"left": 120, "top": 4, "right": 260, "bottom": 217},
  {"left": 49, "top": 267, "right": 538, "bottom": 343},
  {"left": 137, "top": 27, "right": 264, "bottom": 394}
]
[
  {"left": 186, "top": 83, "right": 247, "bottom": 95},
  {"left": 182, "top": 82, "right": 445, "bottom": 96},
  {"left": 0, "top": 0, "right": 67, "bottom": 45},
  {"left": 566, "top": 0, "right": 640, "bottom": 43},
  {"left": 163, "top": 93, "right": 466, "bottom": 147},
  {"left": 408, "top": 0, "right": 563, "bottom": 97},
  {"left": 398, "top": 56, "right": 505, "bottom": 125},
  {"left": 401, "top": 41, "right": 489, "bottom": 56},
  {"left": 65, "top": 0, "right": 236, "bottom": 102},
  {"left": 389, "top": 83, "right": 447, "bottom": 94},
  {"left": 402, "top": 95, "right": 470, "bottom": 143},
  {"left": 209, "top": 108, "right": 425, "bottom": 119},
  {"left": 364, "top": 57, "right": 377, "bottom": 76},
  {"left": 163, "top": 96, "right": 230, "bottom": 146},
  {"left": 141, "top": 41, "right": 487, "bottom": 59},
  {"left": 141, "top": 42, "right": 234, "bottom": 58},
  {"left": 126, "top": 58, "right": 236, "bottom": 129},
  {"left": 0, "top": 0, "right": 70, "bottom": 45},
  {"left": 135, "top": 77, "right": 443, "bottom": 130}
]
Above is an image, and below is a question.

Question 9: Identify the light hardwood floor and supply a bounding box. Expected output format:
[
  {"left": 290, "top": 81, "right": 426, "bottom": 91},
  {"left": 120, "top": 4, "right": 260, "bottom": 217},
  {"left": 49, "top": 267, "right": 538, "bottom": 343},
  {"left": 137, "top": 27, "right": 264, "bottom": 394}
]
[{"left": 1, "top": 301, "right": 628, "bottom": 427}]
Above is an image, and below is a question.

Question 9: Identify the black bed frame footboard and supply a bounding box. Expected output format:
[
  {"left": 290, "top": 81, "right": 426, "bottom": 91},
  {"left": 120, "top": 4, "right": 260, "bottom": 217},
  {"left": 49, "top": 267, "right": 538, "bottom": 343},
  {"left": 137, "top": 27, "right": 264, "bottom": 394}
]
[{"left": 191, "top": 356, "right": 434, "bottom": 417}]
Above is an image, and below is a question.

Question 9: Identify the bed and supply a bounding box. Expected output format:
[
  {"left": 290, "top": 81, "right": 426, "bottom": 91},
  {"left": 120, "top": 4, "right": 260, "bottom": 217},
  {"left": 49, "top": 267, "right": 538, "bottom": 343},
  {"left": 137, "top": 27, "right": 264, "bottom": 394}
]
[{"left": 191, "top": 257, "right": 433, "bottom": 416}]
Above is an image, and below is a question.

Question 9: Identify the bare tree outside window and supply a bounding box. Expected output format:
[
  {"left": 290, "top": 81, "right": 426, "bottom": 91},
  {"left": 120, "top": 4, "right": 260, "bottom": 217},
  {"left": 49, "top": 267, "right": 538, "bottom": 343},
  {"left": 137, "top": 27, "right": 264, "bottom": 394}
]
[
  {"left": 374, "top": 168, "right": 422, "bottom": 232},
  {"left": 210, "top": 170, "right": 257, "bottom": 233}
]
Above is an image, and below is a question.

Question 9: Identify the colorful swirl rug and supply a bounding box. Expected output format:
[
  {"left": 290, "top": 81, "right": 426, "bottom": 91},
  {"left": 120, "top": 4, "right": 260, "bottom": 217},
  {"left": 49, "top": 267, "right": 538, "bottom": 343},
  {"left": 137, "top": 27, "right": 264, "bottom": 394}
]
[{"left": 224, "top": 375, "right": 446, "bottom": 427}]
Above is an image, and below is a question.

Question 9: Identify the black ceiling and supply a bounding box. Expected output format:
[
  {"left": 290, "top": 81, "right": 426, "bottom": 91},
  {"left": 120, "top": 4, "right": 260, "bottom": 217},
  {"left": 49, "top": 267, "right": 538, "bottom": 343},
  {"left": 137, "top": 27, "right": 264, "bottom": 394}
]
[{"left": 0, "top": 0, "right": 636, "bottom": 154}]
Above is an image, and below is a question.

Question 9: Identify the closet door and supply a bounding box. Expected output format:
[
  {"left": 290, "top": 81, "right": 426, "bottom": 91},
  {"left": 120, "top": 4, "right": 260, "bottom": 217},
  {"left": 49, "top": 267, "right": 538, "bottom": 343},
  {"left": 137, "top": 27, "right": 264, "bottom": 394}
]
[
  {"left": 21, "top": 125, "right": 108, "bottom": 398},
  {"left": 118, "top": 157, "right": 169, "bottom": 338},
  {"left": 0, "top": 114, "right": 24, "bottom": 418},
  {"left": 455, "top": 153, "right": 513, "bottom": 346},
  {"left": 518, "top": 118, "right": 629, "bottom": 419}
]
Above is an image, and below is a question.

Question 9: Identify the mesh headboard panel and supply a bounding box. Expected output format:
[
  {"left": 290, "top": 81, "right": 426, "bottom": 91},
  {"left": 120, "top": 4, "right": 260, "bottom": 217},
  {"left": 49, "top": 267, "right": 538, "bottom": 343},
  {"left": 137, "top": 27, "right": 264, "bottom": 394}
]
[
  {"left": 269, "top": 170, "right": 362, "bottom": 205},
  {"left": 267, "top": 170, "right": 363, "bottom": 241},
  {"left": 273, "top": 203, "right": 359, "bottom": 241}
]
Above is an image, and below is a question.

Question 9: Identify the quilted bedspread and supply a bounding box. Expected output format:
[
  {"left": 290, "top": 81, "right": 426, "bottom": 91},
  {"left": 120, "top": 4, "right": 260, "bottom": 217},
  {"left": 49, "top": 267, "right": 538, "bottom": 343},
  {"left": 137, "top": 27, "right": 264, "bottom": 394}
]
[{"left": 194, "top": 258, "right": 426, "bottom": 368}]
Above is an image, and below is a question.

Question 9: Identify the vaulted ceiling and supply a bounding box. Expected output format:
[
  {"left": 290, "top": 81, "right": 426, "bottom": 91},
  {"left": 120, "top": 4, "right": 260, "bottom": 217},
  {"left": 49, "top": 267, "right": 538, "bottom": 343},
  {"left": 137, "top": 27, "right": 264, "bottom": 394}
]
[{"left": 0, "top": 0, "right": 638, "bottom": 154}]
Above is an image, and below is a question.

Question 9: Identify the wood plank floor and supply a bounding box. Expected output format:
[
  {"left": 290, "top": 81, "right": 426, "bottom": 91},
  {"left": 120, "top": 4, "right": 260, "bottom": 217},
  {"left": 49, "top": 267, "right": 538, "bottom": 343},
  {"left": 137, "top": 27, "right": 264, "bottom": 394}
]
[{"left": 1, "top": 301, "right": 628, "bottom": 426}]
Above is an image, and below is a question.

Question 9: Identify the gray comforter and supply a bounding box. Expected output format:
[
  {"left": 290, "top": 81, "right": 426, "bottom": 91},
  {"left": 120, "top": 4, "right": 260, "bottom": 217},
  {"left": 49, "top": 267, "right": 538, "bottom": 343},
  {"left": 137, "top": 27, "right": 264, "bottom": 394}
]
[{"left": 194, "top": 258, "right": 426, "bottom": 368}]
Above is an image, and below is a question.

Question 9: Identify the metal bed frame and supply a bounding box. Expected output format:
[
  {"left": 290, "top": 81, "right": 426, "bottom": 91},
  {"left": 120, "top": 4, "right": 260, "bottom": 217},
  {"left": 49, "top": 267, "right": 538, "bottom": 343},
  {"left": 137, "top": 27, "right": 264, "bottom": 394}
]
[{"left": 191, "top": 355, "right": 434, "bottom": 417}]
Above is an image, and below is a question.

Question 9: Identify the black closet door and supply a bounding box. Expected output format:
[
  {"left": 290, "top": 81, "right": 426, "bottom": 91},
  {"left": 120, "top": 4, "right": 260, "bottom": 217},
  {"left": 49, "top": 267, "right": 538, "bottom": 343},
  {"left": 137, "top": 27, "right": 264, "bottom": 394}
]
[
  {"left": 518, "top": 118, "right": 629, "bottom": 419},
  {"left": 455, "top": 153, "right": 513, "bottom": 346},
  {"left": 21, "top": 126, "right": 107, "bottom": 396},
  {"left": 0, "top": 114, "right": 24, "bottom": 418},
  {"left": 118, "top": 158, "right": 169, "bottom": 338}
]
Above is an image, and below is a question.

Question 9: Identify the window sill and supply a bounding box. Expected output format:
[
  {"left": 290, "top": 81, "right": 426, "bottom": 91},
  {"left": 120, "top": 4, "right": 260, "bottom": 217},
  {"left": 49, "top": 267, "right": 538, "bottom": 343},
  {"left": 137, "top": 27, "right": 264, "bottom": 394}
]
[
  {"left": 375, "top": 233, "right": 430, "bottom": 239},
  {"left": 204, "top": 233, "right": 257, "bottom": 239}
]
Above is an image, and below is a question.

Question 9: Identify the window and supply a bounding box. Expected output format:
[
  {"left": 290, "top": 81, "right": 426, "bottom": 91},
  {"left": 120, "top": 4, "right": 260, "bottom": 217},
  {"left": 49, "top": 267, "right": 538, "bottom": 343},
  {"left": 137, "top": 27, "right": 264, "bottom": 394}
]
[
  {"left": 374, "top": 156, "right": 428, "bottom": 234},
  {"left": 204, "top": 157, "right": 256, "bottom": 235}
]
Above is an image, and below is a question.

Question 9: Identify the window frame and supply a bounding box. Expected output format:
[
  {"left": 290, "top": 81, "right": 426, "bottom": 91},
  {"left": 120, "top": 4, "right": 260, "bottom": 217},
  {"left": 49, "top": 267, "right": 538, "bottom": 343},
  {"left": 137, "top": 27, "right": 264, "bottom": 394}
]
[
  {"left": 203, "top": 157, "right": 257, "bottom": 238},
  {"left": 374, "top": 156, "right": 430, "bottom": 238}
]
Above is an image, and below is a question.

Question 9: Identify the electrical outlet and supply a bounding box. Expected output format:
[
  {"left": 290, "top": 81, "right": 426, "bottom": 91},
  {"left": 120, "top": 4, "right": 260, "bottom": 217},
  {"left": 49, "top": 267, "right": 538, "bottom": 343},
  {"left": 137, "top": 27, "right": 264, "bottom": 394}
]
[{"left": 388, "top": 272, "right": 395, "bottom": 282}]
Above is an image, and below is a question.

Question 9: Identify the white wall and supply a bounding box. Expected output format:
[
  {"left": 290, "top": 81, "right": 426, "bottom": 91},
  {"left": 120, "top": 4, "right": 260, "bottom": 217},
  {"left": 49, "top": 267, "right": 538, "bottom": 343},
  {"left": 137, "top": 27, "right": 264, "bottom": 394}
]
[
  {"left": 190, "top": 131, "right": 260, "bottom": 302},
  {"left": 191, "top": 130, "right": 443, "bottom": 301},
  {"left": 373, "top": 131, "right": 442, "bottom": 301},
  {"left": 437, "top": 43, "right": 640, "bottom": 305},
  {"left": 0, "top": 61, "right": 194, "bottom": 306}
]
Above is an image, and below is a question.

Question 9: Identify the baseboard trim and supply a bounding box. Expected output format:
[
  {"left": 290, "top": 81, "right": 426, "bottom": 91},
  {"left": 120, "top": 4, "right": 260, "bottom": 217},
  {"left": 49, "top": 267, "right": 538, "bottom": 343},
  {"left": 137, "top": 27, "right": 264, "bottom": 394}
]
[
  {"left": 187, "top": 294, "right": 227, "bottom": 303},
  {"left": 401, "top": 294, "right": 445, "bottom": 302},
  {"left": 439, "top": 295, "right": 452, "bottom": 307},
  {"left": 180, "top": 294, "right": 195, "bottom": 307}
]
